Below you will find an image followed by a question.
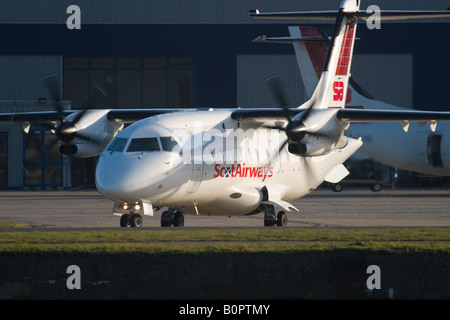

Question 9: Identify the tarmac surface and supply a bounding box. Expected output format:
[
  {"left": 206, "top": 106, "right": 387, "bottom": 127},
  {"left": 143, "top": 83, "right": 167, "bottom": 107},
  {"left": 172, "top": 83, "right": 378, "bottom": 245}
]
[{"left": 0, "top": 187, "right": 449, "bottom": 229}]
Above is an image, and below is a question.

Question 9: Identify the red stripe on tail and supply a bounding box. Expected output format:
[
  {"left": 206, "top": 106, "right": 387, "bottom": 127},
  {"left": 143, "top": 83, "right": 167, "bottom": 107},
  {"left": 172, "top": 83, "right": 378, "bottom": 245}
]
[
  {"left": 300, "top": 26, "right": 328, "bottom": 79},
  {"left": 335, "top": 16, "right": 356, "bottom": 76}
]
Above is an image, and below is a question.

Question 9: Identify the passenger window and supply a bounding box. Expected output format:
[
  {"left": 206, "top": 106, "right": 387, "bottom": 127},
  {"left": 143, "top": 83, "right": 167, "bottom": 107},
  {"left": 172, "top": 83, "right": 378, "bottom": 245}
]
[
  {"left": 127, "top": 138, "right": 160, "bottom": 152},
  {"left": 107, "top": 137, "right": 128, "bottom": 152},
  {"left": 160, "top": 136, "right": 181, "bottom": 152}
]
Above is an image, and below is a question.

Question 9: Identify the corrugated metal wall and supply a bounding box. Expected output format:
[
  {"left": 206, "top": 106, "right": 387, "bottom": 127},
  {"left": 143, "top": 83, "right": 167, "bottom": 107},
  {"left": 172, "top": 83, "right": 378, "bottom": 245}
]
[
  {"left": 0, "top": 56, "right": 65, "bottom": 188},
  {"left": 237, "top": 53, "right": 413, "bottom": 109},
  {"left": 1, "top": 0, "right": 449, "bottom": 24},
  {"left": 0, "top": 56, "right": 62, "bottom": 102},
  {"left": 351, "top": 54, "right": 413, "bottom": 108},
  {"left": 237, "top": 54, "right": 306, "bottom": 108}
]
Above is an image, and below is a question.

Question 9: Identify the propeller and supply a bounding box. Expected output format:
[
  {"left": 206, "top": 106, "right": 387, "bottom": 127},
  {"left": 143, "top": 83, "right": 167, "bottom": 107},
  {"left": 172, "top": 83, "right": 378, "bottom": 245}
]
[
  {"left": 264, "top": 74, "right": 320, "bottom": 154},
  {"left": 42, "top": 73, "right": 109, "bottom": 155}
]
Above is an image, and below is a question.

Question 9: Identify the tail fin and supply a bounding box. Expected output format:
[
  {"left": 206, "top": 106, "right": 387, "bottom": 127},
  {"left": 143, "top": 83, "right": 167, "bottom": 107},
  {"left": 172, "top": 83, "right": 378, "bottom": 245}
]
[
  {"left": 288, "top": 26, "right": 405, "bottom": 110},
  {"left": 288, "top": 26, "right": 329, "bottom": 99},
  {"left": 310, "top": 6, "right": 359, "bottom": 109}
]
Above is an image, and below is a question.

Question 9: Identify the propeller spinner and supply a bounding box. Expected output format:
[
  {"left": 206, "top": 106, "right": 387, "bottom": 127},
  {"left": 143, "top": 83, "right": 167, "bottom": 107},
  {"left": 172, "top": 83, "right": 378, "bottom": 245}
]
[{"left": 265, "top": 74, "right": 324, "bottom": 154}]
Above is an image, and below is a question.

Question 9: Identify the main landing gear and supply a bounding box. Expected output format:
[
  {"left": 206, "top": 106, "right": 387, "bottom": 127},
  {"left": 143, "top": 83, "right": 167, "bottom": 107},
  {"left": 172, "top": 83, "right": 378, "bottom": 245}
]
[
  {"left": 263, "top": 205, "right": 288, "bottom": 227},
  {"left": 161, "top": 209, "right": 185, "bottom": 227}
]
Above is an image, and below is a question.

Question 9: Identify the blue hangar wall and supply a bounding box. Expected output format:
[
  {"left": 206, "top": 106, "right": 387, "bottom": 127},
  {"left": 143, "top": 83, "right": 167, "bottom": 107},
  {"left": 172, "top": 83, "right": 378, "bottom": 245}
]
[{"left": 0, "top": 22, "right": 449, "bottom": 111}]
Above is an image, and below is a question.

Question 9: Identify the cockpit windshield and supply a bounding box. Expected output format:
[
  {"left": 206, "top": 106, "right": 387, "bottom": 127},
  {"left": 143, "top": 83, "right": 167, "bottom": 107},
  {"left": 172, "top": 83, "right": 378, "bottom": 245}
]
[
  {"left": 107, "top": 137, "right": 128, "bottom": 152},
  {"left": 107, "top": 136, "right": 181, "bottom": 154},
  {"left": 127, "top": 138, "right": 160, "bottom": 152},
  {"left": 160, "top": 136, "right": 181, "bottom": 152}
]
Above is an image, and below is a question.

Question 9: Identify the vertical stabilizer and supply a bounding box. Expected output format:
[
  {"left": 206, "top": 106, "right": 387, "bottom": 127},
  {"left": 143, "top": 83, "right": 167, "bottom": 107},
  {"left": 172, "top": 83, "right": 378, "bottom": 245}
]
[{"left": 310, "top": 0, "right": 359, "bottom": 109}]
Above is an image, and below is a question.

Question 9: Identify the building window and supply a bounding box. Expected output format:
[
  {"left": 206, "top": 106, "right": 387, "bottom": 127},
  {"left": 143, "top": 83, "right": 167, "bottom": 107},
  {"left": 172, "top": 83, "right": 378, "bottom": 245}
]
[
  {"left": 23, "top": 129, "right": 63, "bottom": 187},
  {"left": 64, "top": 56, "right": 194, "bottom": 108}
]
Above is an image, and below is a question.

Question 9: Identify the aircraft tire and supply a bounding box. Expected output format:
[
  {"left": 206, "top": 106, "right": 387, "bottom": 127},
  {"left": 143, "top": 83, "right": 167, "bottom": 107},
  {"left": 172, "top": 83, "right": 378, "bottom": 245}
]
[
  {"left": 370, "top": 184, "right": 382, "bottom": 192},
  {"left": 173, "top": 211, "right": 184, "bottom": 227},
  {"left": 129, "top": 213, "right": 143, "bottom": 227},
  {"left": 277, "top": 211, "right": 288, "bottom": 227},
  {"left": 120, "top": 214, "right": 131, "bottom": 227},
  {"left": 161, "top": 211, "right": 172, "bottom": 227}
]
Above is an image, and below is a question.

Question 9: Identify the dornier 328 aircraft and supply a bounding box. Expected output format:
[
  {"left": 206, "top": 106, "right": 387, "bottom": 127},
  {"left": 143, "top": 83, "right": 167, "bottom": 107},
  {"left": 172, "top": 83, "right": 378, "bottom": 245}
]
[{"left": 2, "top": 0, "right": 450, "bottom": 227}]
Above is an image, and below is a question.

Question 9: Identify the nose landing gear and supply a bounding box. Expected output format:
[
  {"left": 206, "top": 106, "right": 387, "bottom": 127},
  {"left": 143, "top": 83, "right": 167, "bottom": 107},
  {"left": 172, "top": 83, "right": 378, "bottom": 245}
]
[{"left": 120, "top": 213, "right": 143, "bottom": 227}]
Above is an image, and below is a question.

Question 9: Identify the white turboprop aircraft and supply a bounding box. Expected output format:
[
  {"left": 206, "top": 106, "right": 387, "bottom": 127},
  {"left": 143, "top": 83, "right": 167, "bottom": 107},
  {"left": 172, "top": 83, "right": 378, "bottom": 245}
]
[
  {"left": 1, "top": 0, "right": 450, "bottom": 227},
  {"left": 255, "top": 23, "right": 450, "bottom": 176}
]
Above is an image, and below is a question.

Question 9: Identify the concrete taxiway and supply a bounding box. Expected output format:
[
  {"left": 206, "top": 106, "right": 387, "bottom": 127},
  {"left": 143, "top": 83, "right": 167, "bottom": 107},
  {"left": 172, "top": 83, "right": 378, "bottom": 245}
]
[{"left": 0, "top": 188, "right": 449, "bottom": 228}]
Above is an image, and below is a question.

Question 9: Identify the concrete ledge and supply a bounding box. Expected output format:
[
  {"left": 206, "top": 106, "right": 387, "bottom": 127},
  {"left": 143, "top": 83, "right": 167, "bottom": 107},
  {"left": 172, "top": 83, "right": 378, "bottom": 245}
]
[{"left": 1, "top": 252, "right": 449, "bottom": 299}]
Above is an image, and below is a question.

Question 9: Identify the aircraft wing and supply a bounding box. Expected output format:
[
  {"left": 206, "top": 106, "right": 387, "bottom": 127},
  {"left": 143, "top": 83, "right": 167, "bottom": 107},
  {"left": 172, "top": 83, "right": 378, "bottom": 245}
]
[
  {"left": 0, "top": 110, "right": 75, "bottom": 123},
  {"left": 336, "top": 109, "right": 450, "bottom": 122},
  {"left": 0, "top": 108, "right": 189, "bottom": 124},
  {"left": 106, "top": 109, "right": 192, "bottom": 123},
  {"left": 232, "top": 108, "right": 450, "bottom": 133},
  {"left": 231, "top": 108, "right": 303, "bottom": 122}
]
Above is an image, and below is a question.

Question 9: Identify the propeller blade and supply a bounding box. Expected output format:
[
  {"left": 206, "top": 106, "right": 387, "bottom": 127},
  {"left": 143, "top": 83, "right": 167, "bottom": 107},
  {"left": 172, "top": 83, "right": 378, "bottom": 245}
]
[
  {"left": 71, "top": 109, "right": 88, "bottom": 124},
  {"left": 79, "top": 83, "right": 110, "bottom": 109},
  {"left": 278, "top": 138, "right": 289, "bottom": 153},
  {"left": 42, "top": 73, "right": 64, "bottom": 121},
  {"left": 263, "top": 125, "right": 285, "bottom": 131},
  {"left": 45, "top": 137, "right": 60, "bottom": 153},
  {"left": 265, "top": 74, "right": 292, "bottom": 122}
]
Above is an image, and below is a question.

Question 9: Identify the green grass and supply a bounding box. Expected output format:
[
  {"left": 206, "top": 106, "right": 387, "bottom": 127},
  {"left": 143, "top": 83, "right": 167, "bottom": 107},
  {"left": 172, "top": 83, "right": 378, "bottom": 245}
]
[
  {"left": 0, "top": 227, "right": 449, "bottom": 254},
  {"left": 0, "top": 221, "right": 30, "bottom": 228}
]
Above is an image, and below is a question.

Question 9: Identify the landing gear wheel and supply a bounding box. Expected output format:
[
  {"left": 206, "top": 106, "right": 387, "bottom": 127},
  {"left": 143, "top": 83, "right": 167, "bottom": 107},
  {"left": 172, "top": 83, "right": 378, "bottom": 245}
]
[
  {"left": 263, "top": 206, "right": 277, "bottom": 227},
  {"left": 173, "top": 211, "right": 184, "bottom": 227},
  {"left": 129, "top": 213, "right": 143, "bottom": 227},
  {"left": 277, "top": 211, "right": 288, "bottom": 227},
  {"left": 160, "top": 209, "right": 185, "bottom": 227},
  {"left": 370, "top": 184, "right": 382, "bottom": 192},
  {"left": 161, "top": 211, "right": 172, "bottom": 227},
  {"left": 264, "top": 219, "right": 276, "bottom": 227},
  {"left": 331, "top": 183, "right": 343, "bottom": 192},
  {"left": 120, "top": 214, "right": 131, "bottom": 227}
]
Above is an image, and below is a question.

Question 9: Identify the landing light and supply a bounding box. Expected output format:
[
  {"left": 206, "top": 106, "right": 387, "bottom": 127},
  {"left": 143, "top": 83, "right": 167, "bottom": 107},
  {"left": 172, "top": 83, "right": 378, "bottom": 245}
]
[
  {"left": 123, "top": 203, "right": 128, "bottom": 210},
  {"left": 134, "top": 203, "right": 141, "bottom": 211}
]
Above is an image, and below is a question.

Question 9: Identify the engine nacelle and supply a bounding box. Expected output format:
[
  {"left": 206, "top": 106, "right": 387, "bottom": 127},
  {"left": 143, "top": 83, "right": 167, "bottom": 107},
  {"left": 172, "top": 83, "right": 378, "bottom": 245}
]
[
  {"left": 289, "top": 135, "right": 348, "bottom": 157},
  {"left": 60, "top": 110, "right": 123, "bottom": 158},
  {"left": 60, "top": 143, "right": 105, "bottom": 158}
]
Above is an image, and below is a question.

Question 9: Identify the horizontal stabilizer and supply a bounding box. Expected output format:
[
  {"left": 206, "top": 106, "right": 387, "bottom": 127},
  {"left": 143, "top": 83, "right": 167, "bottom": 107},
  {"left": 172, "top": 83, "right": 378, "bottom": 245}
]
[
  {"left": 249, "top": 9, "right": 450, "bottom": 21},
  {"left": 337, "top": 109, "right": 450, "bottom": 122},
  {"left": 253, "top": 35, "right": 328, "bottom": 44}
]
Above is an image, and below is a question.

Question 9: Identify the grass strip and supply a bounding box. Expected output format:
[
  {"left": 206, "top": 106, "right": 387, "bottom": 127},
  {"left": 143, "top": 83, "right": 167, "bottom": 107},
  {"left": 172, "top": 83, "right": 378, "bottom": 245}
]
[
  {"left": 0, "top": 227, "right": 449, "bottom": 254},
  {"left": 0, "top": 227, "right": 449, "bottom": 244}
]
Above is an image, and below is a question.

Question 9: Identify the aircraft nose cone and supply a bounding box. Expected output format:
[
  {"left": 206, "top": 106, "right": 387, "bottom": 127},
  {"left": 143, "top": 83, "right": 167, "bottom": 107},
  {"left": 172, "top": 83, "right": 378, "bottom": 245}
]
[
  {"left": 95, "top": 156, "right": 137, "bottom": 201},
  {"left": 95, "top": 151, "right": 178, "bottom": 202}
]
